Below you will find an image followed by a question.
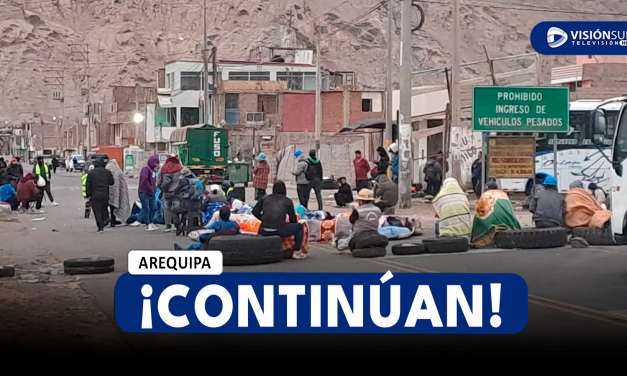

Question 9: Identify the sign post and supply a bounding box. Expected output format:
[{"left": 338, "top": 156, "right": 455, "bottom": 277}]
[{"left": 473, "top": 86, "right": 569, "bottom": 193}]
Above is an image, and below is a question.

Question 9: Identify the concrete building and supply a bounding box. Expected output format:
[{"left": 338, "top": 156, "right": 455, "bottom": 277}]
[{"left": 551, "top": 55, "right": 627, "bottom": 98}]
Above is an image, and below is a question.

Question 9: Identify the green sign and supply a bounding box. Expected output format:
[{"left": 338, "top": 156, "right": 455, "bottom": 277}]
[
  {"left": 124, "top": 154, "right": 135, "bottom": 170},
  {"left": 473, "top": 86, "right": 569, "bottom": 133}
]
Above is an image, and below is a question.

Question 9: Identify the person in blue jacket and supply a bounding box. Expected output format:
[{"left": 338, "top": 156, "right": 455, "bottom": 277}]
[
  {"left": 0, "top": 181, "right": 19, "bottom": 210},
  {"left": 389, "top": 142, "right": 399, "bottom": 184}
]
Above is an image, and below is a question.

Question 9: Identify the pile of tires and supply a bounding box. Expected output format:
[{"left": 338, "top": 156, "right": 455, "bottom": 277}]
[
  {"left": 204, "top": 234, "right": 283, "bottom": 266},
  {"left": 350, "top": 232, "right": 389, "bottom": 258},
  {"left": 495, "top": 227, "right": 568, "bottom": 249},
  {"left": 422, "top": 237, "right": 469, "bottom": 254},
  {"left": 63, "top": 256, "right": 114, "bottom": 275},
  {"left": 571, "top": 227, "right": 616, "bottom": 246}
]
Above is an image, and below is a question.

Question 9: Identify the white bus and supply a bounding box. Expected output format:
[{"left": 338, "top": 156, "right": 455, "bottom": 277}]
[
  {"left": 499, "top": 99, "right": 621, "bottom": 195},
  {"left": 593, "top": 97, "right": 627, "bottom": 238}
]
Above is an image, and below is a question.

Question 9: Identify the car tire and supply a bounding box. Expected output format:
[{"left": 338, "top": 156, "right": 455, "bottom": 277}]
[
  {"left": 64, "top": 265, "right": 114, "bottom": 275},
  {"left": 571, "top": 227, "right": 616, "bottom": 245},
  {"left": 422, "top": 237, "right": 469, "bottom": 253},
  {"left": 63, "top": 256, "right": 114, "bottom": 268},
  {"left": 495, "top": 227, "right": 568, "bottom": 249},
  {"left": 0, "top": 266, "right": 15, "bottom": 278},
  {"left": 391, "top": 243, "right": 426, "bottom": 255},
  {"left": 351, "top": 247, "right": 387, "bottom": 258},
  {"left": 351, "top": 232, "right": 389, "bottom": 249},
  {"left": 204, "top": 234, "right": 283, "bottom": 266}
]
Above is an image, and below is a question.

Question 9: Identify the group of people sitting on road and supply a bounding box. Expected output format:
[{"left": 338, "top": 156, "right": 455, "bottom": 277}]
[{"left": 0, "top": 156, "right": 59, "bottom": 214}]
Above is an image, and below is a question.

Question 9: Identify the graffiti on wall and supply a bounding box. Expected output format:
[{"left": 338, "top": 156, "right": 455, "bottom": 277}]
[{"left": 450, "top": 128, "right": 482, "bottom": 188}]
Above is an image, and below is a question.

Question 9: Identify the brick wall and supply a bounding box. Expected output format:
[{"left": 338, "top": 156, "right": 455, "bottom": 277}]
[
  {"left": 570, "top": 88, "right": 627, "bottom": 100},
  {"left": 349, "top": 91, "right": 385, "bottom": 125},
  {"left": 282, "top": 93, "right": 315, "bottom": 132},
  {"left": 583, "top": 63, "right": 627, "bottom": 88},
  {"left": 321, "top": 91, "right": 344, "bottom": 132},
  {"left": 238, "top": 93, "right": 258, "bottom": 125}
]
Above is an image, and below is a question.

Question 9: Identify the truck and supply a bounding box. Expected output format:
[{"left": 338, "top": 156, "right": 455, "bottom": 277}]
[{"left": 169, "top": 124, "right": 229, "bottom": 185}]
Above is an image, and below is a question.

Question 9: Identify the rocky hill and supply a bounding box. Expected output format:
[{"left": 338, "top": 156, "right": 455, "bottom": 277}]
[{"left": 0, "top": 0, "right": 625, "bottom": 128}]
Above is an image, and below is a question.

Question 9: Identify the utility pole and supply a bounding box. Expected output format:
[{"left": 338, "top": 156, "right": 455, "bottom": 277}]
[
  {"left": 385, "top": 0, "right": 395, "bottom": 149},
  {"left": 314, "top": 24, "right": 322, "bottom": 153},
  {"left": 45, "top": 69, "right": 65, "bottom": 154},
  {"left": 211, "top": 45, "right": 217, "bottom": 126},
  {"left": 202, "top": 0, "right": 210, "bottom": 124},
  {"left": 451, "top": 0, "right": 461, "bottom": 182},
  {"left": 398, "top": 0, "right": 412, "bottom": 208},
  {"left": 71, "top": 43, "right": 91, "bottom": 154}
]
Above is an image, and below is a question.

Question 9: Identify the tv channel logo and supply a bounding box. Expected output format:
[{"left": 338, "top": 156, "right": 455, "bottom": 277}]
[{"left": 547, "top": 27, "right": 567, "bottom": 48}]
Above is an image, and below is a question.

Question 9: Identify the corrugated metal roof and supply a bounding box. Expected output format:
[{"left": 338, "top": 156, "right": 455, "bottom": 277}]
[{"left": 551, "top": 65, "right": 583, "bottom": 84}]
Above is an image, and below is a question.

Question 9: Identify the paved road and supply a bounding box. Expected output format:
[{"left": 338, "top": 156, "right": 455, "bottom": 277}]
[{"left": 7, "top": 169, "right": 627, "bottom": 353}]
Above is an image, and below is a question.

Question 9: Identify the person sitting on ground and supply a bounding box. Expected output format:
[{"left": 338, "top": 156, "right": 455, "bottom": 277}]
[
  {"left": 252, "top": 180, "right": 306, "bottom": 259},
  {"left": 17, "top": 173, "right": 42, "bottom": 214},
  {"left": 565, "top": 180, "right": 611, "bottom": 229},
  {"left": 373, "top": 173, "right": 398, "bottom": 213},
  {"left": 334, "top": 177, "right": 354, "bottom": 208},
  {"left": 432, "top": 178, "right": 472, "bottom": 239},
  {"left": 0, "top": 180, "right": 19, "bottom": 210},
  {"left": 471, "top": 181, "right": 521, "bottom": 248},
  {"left": 587, "top": 182, "right": 607, "bottom": 208},
  {"left": 176, "top": 206, "right": 241, "bottom": 250},
  {"left": 529, "top": 175, "right": 565, "bottom": 228},
  {"left": 335, "top": 189, "right": 384, "bottom": 252},
  {"left": 205, "top": 184, "right": 227, "bottom": 204}
]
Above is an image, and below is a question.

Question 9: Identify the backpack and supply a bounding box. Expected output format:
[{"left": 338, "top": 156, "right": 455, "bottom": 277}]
[{"left": 305, "top": 162, "right": 318, "bottom": 181}]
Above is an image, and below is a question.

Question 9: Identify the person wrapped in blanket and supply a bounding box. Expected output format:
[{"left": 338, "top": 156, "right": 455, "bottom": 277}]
[
  {"left": 432, "top": 178, "right": 472, "bottom": 239},
  {"left": 564, "top": 180, "right": 611, "bottom": 229},
  {"left": 471, "top": 181, "right": 521, "bottom": 248},
  {"left": 175, "top": 206, "right": 240, "bottom": 250}
]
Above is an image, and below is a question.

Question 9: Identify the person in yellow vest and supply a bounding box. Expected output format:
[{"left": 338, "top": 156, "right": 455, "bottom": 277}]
[
  {"left": 33, "top": 156, "right": 58, "bottom": 206},
  {"left": 82, "top": 165, "right": 94, "bottom": 218},
  {"left": 222, "top": 180, "right": 235, "bottom": 203}
]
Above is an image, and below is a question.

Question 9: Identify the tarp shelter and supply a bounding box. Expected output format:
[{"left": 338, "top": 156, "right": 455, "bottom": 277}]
[
  {"left": 337, "top": 119, "right": 396, "bottom": 134},
  {"left": 169, "top": 123, "right": 207, "bottom": 143}
]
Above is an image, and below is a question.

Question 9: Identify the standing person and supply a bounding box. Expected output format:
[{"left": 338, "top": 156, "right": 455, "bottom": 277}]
[
  {"left": 6, "top": 158, "right": 22, "bottom": 188},
  {"left": 306, "top": 149, "right": 323, "bottom": 211},
  {"left": 389, "top": 143, "right": 399, "bottom": 184},
  {"left": 529, "top": 175, "right": 565, "bottom": 228},
  {"left": 253, "top": 180, "right": 306, "bottom": 259},
  {"left": 51, "top": 156, "right": 59, "bottom": 174},
  {"left": 253, "top": 152, "right": 270, "bottom": 201},
  {"left": 131, "top": 154, "right": 160, "bottom": 231},
  {"left": 375, "top": 146, "right": 390, "bottom": 178},
  {"left": 106, "top": 159, "right": 130, "bottom": 228},
  {"left": 353, "top": 150, "right": 370, "bottom": 191},
  {"left": 17, "top": 173, "right": 42, "bottom": 214},
  {"left": 85, "top": 159, "right": 114, "bottom": 233},
  {"left": 158, "top": 155, "right": 184, "bottom": 232},
  {"left": 14, "top": 157, "right": 24, "bottom": 178},
  {"left": 82, "top": 165, "right": 94, "bottom": 218},
  {"left": 292, "top": 149, "right": 310, "bottom": 209},
  {"left": 471, "top": 151, "right": 484, "bottom": 199},
  {"left": 33, "top": 156, "right": 58, "bottom": 206},
  {"left": 423, "top": 157, "right": 441, "bottom": 197},
  {"left": 334, "top": 177, "right": 353, "bottom": 208}
]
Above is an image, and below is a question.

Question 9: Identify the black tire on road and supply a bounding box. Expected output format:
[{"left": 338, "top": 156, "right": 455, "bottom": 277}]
[
  {"left": 422, "top": 237, "right": 469, "bottom": 254},
  {"left": 391, "top": 243, "right": 426, "bottom": 255},
  {"left": 64, "top": 265, "right": 114, "bottom": 275},
  {"left": 63, "top": 257, "right": 114, "bottom": 268},
  {"left": 351, "top": 247, "right": 387, "bottom": 258},
  {"left": 204, "top": 234, "right": 283, "bottom": 266},
  {"left": 571, "top": 227, "right": 616, "bottom": 245},
  {"left": 495, "top": 227, "right": 568, "bottom": 249},
  {"left": 0, "top": 266, "right": 15, "bottom": 278}
]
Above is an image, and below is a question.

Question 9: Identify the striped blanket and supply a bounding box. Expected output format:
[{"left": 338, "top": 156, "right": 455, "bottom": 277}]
[{"left": 432, "top": 180, "right": 472, "bottom": 237}]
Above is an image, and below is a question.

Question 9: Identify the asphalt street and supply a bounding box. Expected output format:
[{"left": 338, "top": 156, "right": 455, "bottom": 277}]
[{"left": 6, "top": 168, "right": 627, "bottom": 353}]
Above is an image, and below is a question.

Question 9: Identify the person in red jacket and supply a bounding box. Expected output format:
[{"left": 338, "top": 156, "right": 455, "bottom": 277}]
[
  {"left": 353, "top": 150, "right": 370, "bottom": 191},
  {"left": 16, "top": 173, "right": 43, "bottom": 213}
]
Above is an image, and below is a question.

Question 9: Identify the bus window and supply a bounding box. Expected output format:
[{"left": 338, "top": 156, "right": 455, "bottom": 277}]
[
  {"left": 613, "top": 110, "right": 627, "bottom": 170},
  {"left": 605, "top": 110, "right": 619, "bottom": 137}
]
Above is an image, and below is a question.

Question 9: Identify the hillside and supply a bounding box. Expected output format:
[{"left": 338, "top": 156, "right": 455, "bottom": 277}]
[{"left": 0, "top": 0, "right": 625, "bottom": 127}]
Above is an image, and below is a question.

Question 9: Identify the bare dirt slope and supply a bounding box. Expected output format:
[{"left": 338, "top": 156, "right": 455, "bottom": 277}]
[{"left": 0, "top": 0, "right": 624, "bottom": 125}]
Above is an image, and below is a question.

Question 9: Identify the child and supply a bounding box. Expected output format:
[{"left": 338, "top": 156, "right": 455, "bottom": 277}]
[{"left": 175, "top": 206, "right": 240, "bottom": 250}]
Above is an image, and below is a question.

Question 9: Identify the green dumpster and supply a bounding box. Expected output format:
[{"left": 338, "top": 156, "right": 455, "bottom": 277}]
[{"left": 226, "top": 162, "right": 250, "bottom": 187}]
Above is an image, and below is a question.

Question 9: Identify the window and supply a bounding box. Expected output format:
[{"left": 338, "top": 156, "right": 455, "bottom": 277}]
[
  {"left": 362, "top": 99, "right": 372, "bottom": 112},
  {"left": 606, "top": 110, "right": 619, "bottom": 137},
  {"left": 577, "top": 81, "right": 583, "bottom": 88},
  {"left": 155, "top": 107, "right": 173, "bottom": 127},
  {"left": 427, "top": 119, "right": 444, "bottom": 128},
  {"left": 181, "top": 107, "right": 199, "bottom": 126},
  {"left": 303, "top": 72, "right": 316, "bottom": 90},
  {"left": 277, "top": 71, "right": 314, "bottom": 90},
  {"left": 167, "top": 108, "right": 177, "bottom": 127},
  {"left": 227, "top": 72, "right": 270, "bottom": 81},
  {"left": 181, "top": 72, "right": 202, "bottom": 90},
  {"left": 168, "top": 73, "right": 174, "bottom": 90},
  {"left": 225, "top": 94, "right": 239, "bottom": 124},
  {"left": 165, "top": 73, "right": 171, "bottom": 89},
  {"left": 613, "top": 108, "right": 627, "bottom": 171},
  {"left": 569, "top": 82, "right": 577, "bottom": 92},
  {"left": 258, "top": 95, "right": 278, "bottom": 114}
]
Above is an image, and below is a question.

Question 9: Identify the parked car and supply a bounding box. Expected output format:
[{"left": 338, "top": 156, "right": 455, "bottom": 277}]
[{"left": 70, "top": 154, "right": 86, "bottom": 172}]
